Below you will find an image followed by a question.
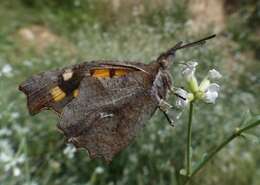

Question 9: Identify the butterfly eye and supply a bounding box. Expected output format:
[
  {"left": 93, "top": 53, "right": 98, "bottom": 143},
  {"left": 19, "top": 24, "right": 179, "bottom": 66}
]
[{"left": 159, "top": 59, "right": 170, "bottom": 69}]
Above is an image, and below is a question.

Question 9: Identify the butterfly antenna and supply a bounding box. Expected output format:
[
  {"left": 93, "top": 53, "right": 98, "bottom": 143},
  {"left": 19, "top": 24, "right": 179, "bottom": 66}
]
[{"left": 157, "top": 34, "right": 216, "bottom": 61}]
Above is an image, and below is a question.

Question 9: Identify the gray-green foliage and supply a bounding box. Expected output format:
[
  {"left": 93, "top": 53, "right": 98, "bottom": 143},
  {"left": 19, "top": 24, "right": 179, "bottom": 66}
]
[{"left": 0, "top": 0, "right": 259, "bottom": 185}]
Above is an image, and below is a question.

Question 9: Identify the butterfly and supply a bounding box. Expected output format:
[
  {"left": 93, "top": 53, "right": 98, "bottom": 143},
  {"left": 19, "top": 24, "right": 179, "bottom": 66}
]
[{"left": 19, "top": 34, "right": 215, "bottom": 162}]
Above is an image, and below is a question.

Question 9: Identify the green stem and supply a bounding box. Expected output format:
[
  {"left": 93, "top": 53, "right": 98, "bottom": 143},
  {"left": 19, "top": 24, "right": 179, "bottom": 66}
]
[
  {"left": 184, "top": 116, "right": 260, "bottom": 184},
  {"left": 186, "top": 101, "right": 194, "bottom": 177}
]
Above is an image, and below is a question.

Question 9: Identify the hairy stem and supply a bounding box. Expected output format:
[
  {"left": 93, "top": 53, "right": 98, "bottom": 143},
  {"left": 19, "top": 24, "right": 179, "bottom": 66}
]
[{"left": 186, "top": 101, "right": 194, "bottom": 176}]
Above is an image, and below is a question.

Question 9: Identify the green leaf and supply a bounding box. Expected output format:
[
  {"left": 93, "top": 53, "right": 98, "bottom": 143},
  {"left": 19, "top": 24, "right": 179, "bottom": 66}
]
[
  {"left": 239, "top": 109, "right": 253, "bottom": 127},
  {"left": 240, "top": 115, "right": 260, "bottom": 132},
  {"left": 240, "top": 133, "right": 259, "bottom": 144}
]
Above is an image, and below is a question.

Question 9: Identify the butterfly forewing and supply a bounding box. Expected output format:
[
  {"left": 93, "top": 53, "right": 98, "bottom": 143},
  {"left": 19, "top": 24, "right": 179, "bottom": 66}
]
[{"left": 18, "top": 61, "right": 147, "bottom": 115}]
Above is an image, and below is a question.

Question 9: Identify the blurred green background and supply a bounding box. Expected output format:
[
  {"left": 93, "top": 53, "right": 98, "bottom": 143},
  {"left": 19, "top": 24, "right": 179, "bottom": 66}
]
[{"left": 0, "top": 0, "right": 259, "bottom": 185}]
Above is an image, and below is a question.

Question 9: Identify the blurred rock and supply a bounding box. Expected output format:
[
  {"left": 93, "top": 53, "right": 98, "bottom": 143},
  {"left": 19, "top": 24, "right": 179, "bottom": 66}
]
[
  {"left": 110, "top": 0, "right": 171, "bottom": 13},
  {"left": 16, "top": 25, "right": 76, "bottom": 55},
  {"left": 188, "top": 0, "right": 225, "bottom": 33}
]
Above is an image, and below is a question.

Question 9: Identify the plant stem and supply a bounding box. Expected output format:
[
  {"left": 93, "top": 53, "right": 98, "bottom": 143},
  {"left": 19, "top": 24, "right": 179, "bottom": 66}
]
[
  {"left": 184, "top": 116, "right": 260, "bottom": 184},
  {"left": 186, "top": 101, "right": 194, "bottom": 177}
]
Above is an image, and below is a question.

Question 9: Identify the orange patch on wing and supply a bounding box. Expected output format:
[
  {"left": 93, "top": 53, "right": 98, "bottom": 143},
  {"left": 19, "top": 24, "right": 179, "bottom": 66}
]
[
  {"left": 73, "top": 89, "right": 79, "bottom": 97},
  {"left": 50, "top": 86, "right": 66, "bottom": 102},
  {"left": 91, "top": 69, "right": 110, "bottom": 77},
  {"left": 114, "top": 69, "right": 127, "bottom": 76},
  {"left": 91, "top": 68, "right": 129, "bottom": 78}
]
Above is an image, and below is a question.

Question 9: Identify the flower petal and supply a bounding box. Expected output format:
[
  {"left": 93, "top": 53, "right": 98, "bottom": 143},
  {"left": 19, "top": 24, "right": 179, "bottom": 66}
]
[
  {"left": 181, "top": 61, "right": 198, "bottom": 78},
  {"left": 208, "top": 69, "right": 222, "bottom": 79},
  {"left": 203, "top": 83, "right": 220, "bottom": 103},
  {"left": 13, "top": 167, "right": 21, "bottom": 177},
  {"left": 2, "top": 64, "right": 12, "bottom": 74},
  {"left": 95, "top": 166, "right": 104, "bottom": 174},
  {"left": 175, "top": 88, "right": 188, "bottom": 108},
  {"left": 199, "top": 79, "right": 210, "bottom": 92},
  {"left": 63, "top": 144, "right": 76, "bottom": 159},
  {"left": 207, "top": 83, "right": 220, "bottom": 92},
  {"left": 175, "top": 88, "right": 188, "bottom": 98},
  {"left": 176, "top": 98, "right": 188, "bottom": 108},
  {"left": 182, "top": 62, "right": 199, "bottom": 92}
]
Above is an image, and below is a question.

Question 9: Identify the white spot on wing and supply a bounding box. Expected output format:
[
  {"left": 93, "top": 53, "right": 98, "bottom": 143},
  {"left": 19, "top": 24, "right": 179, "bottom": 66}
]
[
  {"left": 62, "top": 69, "right": 73, "bottom": 81},
  {"left": 100, "top": 112, "right": 114, "bottom": 119}
]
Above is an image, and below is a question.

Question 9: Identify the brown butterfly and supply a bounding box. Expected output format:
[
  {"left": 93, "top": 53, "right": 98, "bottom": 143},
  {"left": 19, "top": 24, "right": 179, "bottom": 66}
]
[{"left": 19, "top": 35, "right": 215, "bottom": 162}]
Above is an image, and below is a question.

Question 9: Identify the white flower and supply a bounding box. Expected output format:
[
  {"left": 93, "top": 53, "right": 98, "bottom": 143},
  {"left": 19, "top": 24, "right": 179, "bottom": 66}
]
[
  {"left": 13, "top": 124, "right": 29, "bottom": 134},
  {"left": 2, "top": 64, "right": 12, "bottom": 73},
  {"left": 11, "top": 112, "right": 20, "bottom": 119},
  {"left": 95, "top": 166, "right": 104, "bottom": 174},
  {"left": 13, "top": 167, "right": 21, "bottom": 176},
  {"left": 1, "top": 64, "right": 13, "bottom": 77},
  {"left": 203, "top": 83, "right": 220, "bottom": 103},
  {"left": 175, "top": 88, "right": 188, "bottom": 108},
  {"left": 208, "top": 69, "right": 222, "bottom": 79},
  {"left": 0, "top": 127, "right": 12, "bottom": 136},
  {"left": 2, "top": 152, "right": 26, "bottom": 177},
  {"left": 179, "top": 61, "right": 222, "bottom": 104},
  {"left": 63, "top": 144, "right": 76, "bottom": 159},
  {"left": 198, "top": 69, "right": 221, "bottom": 104},
  {"left": 0, "top": 152, "right": 12, "bottom": 162}
]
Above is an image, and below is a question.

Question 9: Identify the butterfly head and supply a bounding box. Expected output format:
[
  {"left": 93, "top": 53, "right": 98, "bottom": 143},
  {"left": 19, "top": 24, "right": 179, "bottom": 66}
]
[{"left": 156, "top": 34, "right": 216, "bottom": 70}]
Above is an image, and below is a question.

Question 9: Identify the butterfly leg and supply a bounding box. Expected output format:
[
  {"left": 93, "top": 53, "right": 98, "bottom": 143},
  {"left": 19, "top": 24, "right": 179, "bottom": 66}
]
[
  {"left": 156, "top": 88, "right": 187, "bottom": 127},
  {"left": 161, "top": 72, "right": 187, "bottom": 102},
  {"left": 161, "top": 109, "right": 175, "bottom": 127},
  {"left": 158, "top": 99, "right": 173, "bottom": 111},
  {"left": 157, "top": 97, "right": 175, "bottom": 127}
]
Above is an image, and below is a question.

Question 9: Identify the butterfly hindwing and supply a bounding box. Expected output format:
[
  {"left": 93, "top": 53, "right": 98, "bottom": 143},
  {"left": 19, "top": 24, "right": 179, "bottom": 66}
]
[{"left": 58, "top": 70, "right": 158, "bottom": 162}]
